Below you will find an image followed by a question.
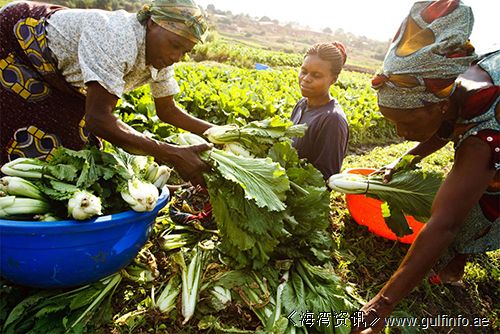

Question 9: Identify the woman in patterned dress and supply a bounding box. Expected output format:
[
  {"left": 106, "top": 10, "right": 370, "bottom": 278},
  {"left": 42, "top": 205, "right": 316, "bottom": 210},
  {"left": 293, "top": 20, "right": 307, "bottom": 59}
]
[
  {"left": 0, "top": 0, "right": 212, "bottom": 186},
  {"left": 352, "top": 0, "right": 499, "bottom": 332}
]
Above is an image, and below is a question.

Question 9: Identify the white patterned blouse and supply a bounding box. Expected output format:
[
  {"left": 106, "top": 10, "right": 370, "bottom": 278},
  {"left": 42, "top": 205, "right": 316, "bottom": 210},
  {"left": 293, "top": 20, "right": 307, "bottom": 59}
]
[{"left": 45, "top": 8, "right": 180, "bottom": 98}]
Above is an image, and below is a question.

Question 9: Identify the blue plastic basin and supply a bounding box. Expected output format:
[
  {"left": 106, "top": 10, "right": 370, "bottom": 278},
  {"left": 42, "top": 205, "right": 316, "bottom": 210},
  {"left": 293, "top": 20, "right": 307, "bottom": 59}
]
[{"left": 0, "top": 188, "right": 169, "bottom": 288}]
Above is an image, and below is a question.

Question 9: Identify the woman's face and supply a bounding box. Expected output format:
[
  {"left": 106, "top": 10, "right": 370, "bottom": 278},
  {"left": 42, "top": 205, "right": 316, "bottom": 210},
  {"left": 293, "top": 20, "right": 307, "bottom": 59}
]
[
  {"left": 298, "top": 54, "right": 336, "bottom": 98},
  {"left": 379, "top": 102, "right": 447, "bottom": 142},
  {"left": 146, "top": 20, "right": 196, "bottom": 69}
]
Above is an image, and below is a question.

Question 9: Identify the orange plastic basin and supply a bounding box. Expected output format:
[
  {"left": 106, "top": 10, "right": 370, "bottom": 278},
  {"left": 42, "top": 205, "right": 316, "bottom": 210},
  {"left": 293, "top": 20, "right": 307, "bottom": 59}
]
[{"left": 344, "top": 168, "right": 424, "bottom": 244}]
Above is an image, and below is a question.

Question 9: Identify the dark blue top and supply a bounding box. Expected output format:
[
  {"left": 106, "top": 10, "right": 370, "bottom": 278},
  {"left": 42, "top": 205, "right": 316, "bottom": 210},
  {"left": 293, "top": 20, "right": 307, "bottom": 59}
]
[{"left": 290, "top": 98, "right": 349, "bottom": 179}]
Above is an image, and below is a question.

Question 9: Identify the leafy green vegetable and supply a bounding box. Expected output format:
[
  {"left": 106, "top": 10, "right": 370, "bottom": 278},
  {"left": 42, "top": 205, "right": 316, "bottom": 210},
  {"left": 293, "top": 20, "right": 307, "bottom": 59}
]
[
  {"left": 204, "top": 116, "right": 307, "bottom": 157},
  {"left": 175, "top": 132, "right": 290, "bottom": 212},
  {"left": 173, "top": 123, "right": 334, "bottom": 269},
  {"left": 172, "top": 247, "right": 206, "bottom": 325},
  {"left": 0, "top": 145, "right": 170, "bottom": 220},
  {"left": 282, "top": 259, "right": 359, "bottom": 334},
  {"left": 0, "top": 196, "right": 51, "bottom": 218},
  {"left": 2, "top": 273, "right": 121, "bottom": 334},
  {"left": 0, "top": 176, "right": 45, "bottom": 200},
  {"left": 153, "top": 274, "right": 181, "bottom": 314},
  {"left": 328, "top": 156, "right": 443, "bottom": 237},
  {"left": 207, "top": 175, "right": 285, "bottom": 269}
]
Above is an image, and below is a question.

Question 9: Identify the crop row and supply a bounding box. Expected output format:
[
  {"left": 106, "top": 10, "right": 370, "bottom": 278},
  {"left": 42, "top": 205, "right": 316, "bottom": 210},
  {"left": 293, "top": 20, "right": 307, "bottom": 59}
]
[
  {"left": 190, "top": 39, "right": 304, "bottom": 68},
  {"left": 117, "top": 62, "right": 397, "bottom": 148}
]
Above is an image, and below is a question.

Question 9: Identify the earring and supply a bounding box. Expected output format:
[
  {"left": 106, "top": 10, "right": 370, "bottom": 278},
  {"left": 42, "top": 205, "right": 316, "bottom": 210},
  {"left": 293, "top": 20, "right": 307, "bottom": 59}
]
[{"left": 440, "top": 101, "right": 449, "bottom": 115}]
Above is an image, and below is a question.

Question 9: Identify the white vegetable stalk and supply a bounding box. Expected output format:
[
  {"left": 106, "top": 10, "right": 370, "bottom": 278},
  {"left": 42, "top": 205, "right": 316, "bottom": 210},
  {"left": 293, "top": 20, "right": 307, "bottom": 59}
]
[
  {"left": 242, "top": 275, "right": 274, "bottom": 324},
  {"left": 162, "top": 233, "right": 195, "bottom": 251},
  {"left": 154, "top": 274, "right": 181, "bottom": 313},
  {"left": 210, "top": 285, "right": 232, "bottom": 306},
  {"left": 144, "top": 162, "right": 171, "bottom": 189},
  {"left": 328, "top": 173, "right": 371, "bottom": 194},
  {"left": 173, "top": 248, "right": 205, "bottom": 325},
  {"left": 0, "top": 176, "right": 45, "bottom": 200},
  {"left": 120, "top": 178, "right": 159, "bottom": 212},
  {"left": 67, "top": 190, "right": 103, "bottom": 220},
  {"left": 328, "top": 173, "right": 413, "bottom": 194},
  {"left": 144, "top": 162, "right": 160, "bottom": 182},
  {"left": 203, "top": 124, "right": 239, "bottom": 144},
  {"left": 271, "top": 271, "right": 289, "bottom": 325},
  {"left": 0, "top": 196, "right": 51, "bottom": 218},
  {"left": 152, "top": 165, "right": 172, "bottom": 189},
  {"left": 1, "top": 158, "right": 52, "bottom": 179},
  {"left": 131, "top": 155, "right": 149, "bottom": 172},
  {"left": 223, "top": 143, "right": 254, "bottom": 158}
]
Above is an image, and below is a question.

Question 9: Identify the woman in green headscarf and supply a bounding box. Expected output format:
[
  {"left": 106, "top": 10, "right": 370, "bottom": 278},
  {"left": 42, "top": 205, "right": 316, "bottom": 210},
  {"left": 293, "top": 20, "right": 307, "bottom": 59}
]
[
  {"left": 351, "top": 0, "right": 498, "bottom": 332},
  {"left": 0, "top": 0, "right": 211, "bottom": 186}
]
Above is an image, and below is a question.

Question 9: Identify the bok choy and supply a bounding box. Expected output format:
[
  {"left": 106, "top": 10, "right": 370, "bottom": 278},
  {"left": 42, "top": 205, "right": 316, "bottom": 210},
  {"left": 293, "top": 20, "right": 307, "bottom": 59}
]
[
  {"left": 0, "top": 144, "right": 171, "bottom": 221},
  {"left": 328, "top": 156, "right": 443, "bottom": 237}
]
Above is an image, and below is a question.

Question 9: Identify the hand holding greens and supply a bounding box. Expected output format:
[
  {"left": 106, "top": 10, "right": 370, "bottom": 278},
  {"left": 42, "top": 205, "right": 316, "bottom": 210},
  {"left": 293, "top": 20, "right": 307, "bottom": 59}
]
[{"left": 328, "top": 155, "right": 443, "bottom": 237}]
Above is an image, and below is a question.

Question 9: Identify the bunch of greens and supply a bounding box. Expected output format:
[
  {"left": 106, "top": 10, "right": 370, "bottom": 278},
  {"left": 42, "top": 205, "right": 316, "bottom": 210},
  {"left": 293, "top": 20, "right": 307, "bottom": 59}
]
[
  {"left": 328, "top": 155, "right": 444, "bottom": 237},
  {"left": 165, "top": 117, "right": 359, "bottom": 332},
  {"left": 172, "top": 117, "right": 334, "bottom": 269},
  {"left": 174, "top": 131, "right": 290, "bottom": 268},
  {"left": 0, "top": 145, "right": 171, "bottom": 221},
  {"left": 204, "top": 117, "right": 307, "bottom": 157},
  {"left": 2, "top": 273, "right": 122, "bottom": 334},
  {"left": 269, "top": 142, "right": 333, "bottom": 264},
  {"left": 201, "top": 259, "right": 359, "bottom": 334},
  {"left": 202, "top": 117, "right": 334, "bottom": 266}
]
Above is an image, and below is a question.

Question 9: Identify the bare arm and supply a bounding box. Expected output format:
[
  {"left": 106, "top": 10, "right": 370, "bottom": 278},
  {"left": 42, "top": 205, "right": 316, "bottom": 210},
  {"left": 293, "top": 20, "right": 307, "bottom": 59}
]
[
  {"left": 154, "top": 95, "right": 213, "bottom": 136},
  {"left": 84, "top": 82, "right": 211, "bottom": 186},
  {"left": 403, "top": 134, "right": 449, "bottom": 159},
  {"left": 353, "top": 136, "right": 495, "bottom": 333},
  {"left": 381, "top": 135, "right": 449, "bottom": 181}
]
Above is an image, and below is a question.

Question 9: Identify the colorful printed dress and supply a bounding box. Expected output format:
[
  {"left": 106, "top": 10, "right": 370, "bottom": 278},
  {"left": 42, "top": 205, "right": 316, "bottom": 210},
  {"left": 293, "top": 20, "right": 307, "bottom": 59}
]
[
  {"left": 0, "top": 1, "right": 84, "bottom": 163},
  {"left": 437, "top": 50, "right": 500, "bottom": 268}
]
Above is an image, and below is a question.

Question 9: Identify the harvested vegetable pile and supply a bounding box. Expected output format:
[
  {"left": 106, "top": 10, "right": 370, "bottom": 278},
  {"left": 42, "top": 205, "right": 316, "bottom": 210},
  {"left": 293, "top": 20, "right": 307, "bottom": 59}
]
[
  {"left": 163, "top": 117, "right": 360, "bottom": 332},
  {"left": 0, "top": 145, "right": 171, "bottom": 221}
]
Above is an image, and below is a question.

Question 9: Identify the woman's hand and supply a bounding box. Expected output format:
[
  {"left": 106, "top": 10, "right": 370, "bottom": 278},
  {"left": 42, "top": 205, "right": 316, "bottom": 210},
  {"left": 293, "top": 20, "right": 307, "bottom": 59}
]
[
  {"left": 371, "top": 154, "right": 422, "bottom": 183},
  {"left": 164, "top": 143, "right": 213, "bottom": 187},
  {"left": 370, "top": 158, "right": 401, "bottom": 183},
  {"left": 350, "top": 294, "right": 396, "bottom": 334}
]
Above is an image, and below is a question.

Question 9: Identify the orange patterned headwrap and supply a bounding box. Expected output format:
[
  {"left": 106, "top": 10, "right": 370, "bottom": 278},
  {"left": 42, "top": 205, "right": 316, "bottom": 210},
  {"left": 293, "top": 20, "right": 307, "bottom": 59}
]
[{"left": 373, "top": 0, "right": 477, "bottom": 109}]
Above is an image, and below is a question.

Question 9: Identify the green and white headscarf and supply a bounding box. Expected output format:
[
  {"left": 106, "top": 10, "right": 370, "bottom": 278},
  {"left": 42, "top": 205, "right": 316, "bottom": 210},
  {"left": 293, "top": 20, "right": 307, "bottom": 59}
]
[
  {"left": 372, "top": 0, "right": 477, "bottom": 109},
  {"left": 137, "top": 0, "right": 208, "bottom": 43}
]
